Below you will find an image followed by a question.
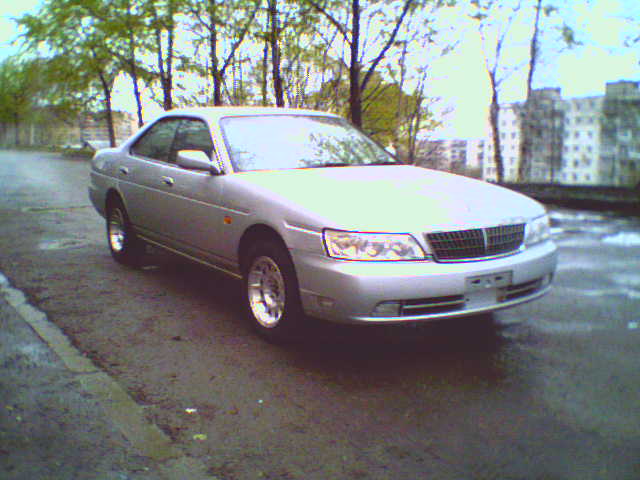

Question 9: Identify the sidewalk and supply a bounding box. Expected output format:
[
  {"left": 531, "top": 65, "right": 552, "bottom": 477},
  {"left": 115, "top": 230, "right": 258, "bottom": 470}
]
[{"left": 0, "top": 274, "right": 214, "bottom": 480}]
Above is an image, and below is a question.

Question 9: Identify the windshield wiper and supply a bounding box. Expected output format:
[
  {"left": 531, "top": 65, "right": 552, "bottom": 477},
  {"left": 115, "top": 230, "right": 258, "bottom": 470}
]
[
  {"left": 367, "top": 161, "right": 401, "bottom": 166},
  {"left": 310, "top": 162, "right": 352, "bottom": 168}
]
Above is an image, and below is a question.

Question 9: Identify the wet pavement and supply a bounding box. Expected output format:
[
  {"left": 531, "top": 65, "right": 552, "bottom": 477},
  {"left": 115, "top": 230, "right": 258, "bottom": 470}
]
[
  {"left": 1, "top": 150, "right": 639, "bottom": 479},
  {"left": 0, "top": 274, "right": 159, "bottom": 479}
]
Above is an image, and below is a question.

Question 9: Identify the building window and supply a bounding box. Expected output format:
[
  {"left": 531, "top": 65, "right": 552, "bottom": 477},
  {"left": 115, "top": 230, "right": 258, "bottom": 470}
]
[
  {"left": 573, "top": 145, "right": 579, "bottom": 151},
  {"left": 574, "top": 131, "right": 580, "bottom": 138}
]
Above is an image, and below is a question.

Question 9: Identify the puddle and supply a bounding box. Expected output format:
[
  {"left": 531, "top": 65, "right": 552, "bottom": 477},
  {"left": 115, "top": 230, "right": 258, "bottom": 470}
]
[
  {"left": 602, "top": 232, "right": 640, "bottom": 247},
  {"left": 532, "top": 319, "right": 598, "bottom": 334},
  {"left": 608, "top": 273, "right": 640, "bottom": 288},
  {"left": 554, "top": 236, "right": 602, "bottom": 248},
  {"left": 532, "top": 318, "right": 639, "bottom": 334},
  {"left": 38, "top": 239, "right": 88, "bottom": 251},
  {"left": 22, "top": 205, "right": 91, "bottom": 213},
  {"left": 563, "top": 286, "right": 640, "bottom": 300},
  {"left": 548, "top": 210, "right": 612, "bottom": 222}
]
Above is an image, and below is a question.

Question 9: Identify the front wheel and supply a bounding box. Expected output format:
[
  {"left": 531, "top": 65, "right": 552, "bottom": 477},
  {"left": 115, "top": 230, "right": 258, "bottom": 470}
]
[
  {"left": 243, "top": 240, "right": 305, "bottom": 342},
  {"left": 106, "top": 200, "right": 144, "bottom": 266}
]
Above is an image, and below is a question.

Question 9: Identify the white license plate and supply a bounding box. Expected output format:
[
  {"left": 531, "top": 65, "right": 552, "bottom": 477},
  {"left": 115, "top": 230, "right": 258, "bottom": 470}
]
[
  {"left": 465, "top": 271, "right": 512, "bottom": 292},
  {"left": 464, "top": 272, "right": 512, "bottom": 308}
]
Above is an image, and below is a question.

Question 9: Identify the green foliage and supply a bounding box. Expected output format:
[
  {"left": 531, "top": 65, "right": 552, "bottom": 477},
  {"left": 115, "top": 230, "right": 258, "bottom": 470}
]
[
  {"left": 559, "top": 22, "right": 581, "bottom": 47},
  {"left": 0, "top": 58, "right": 38, "bottom": 125},
  {"left": 12, "top": 0, "right": 450, "bottom": 147},
  {"left": 17, "top": 0, "right": 120, "bottom": 109}
]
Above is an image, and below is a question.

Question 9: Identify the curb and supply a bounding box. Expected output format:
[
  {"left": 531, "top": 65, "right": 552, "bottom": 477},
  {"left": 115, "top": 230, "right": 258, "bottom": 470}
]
[{"left": 0, "top": 272, "right": 217, "bottom": 480}]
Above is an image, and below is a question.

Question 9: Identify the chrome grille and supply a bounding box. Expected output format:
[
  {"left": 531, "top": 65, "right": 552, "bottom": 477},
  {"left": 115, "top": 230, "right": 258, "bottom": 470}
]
[{"left": 426, "top": 224, "right": 525, "bottom": 261}]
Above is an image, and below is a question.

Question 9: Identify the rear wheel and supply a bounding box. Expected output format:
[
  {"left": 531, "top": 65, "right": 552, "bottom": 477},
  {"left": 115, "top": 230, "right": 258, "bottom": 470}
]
[
  {"left": 106, "top": 199, "right": 144, "bottom": 266},
  {"left": 243, "top": 240, "right": 305, "bottom": 342}
]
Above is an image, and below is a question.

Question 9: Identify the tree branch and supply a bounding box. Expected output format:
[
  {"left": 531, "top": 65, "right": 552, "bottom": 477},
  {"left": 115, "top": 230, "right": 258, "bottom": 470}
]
[
  {"left": 306, "top": 0, "right": 351, "bottom": 45},
  {"left": 360, "top": 0, "right": 413, "bottom": 92}
]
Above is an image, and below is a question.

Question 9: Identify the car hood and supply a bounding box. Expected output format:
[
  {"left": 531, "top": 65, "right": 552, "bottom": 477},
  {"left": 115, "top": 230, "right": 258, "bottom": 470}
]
[{"left": 230, "top": 165, "right": 545, "bottom": 232}]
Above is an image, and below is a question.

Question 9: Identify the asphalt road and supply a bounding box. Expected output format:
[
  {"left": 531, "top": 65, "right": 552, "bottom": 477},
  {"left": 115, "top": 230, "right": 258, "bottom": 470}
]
[{"left": 1, "top": 150, "right": 639, "bottom": 480}]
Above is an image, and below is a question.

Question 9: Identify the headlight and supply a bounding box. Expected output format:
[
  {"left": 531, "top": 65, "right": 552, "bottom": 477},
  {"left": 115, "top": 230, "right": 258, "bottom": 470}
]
[
  {"left": 525, "top": 214, "right": 551, "bottom": 246},
  {"left": 323, "top": 229, "right": 428, "bottom": 261}
]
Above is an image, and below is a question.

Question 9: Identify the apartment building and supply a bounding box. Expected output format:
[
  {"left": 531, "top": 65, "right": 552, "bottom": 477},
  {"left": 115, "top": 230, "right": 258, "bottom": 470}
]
[
  {"left": 417, "top": 138, "right": 469, "bottom": 172},
  {"left": 480, "top": 80, "right": 640, "bottom": 187}
]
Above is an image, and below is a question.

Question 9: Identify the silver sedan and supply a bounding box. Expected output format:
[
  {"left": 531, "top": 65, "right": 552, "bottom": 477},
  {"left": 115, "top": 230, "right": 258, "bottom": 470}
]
[{"left": 89, "top": 107, "right": 557, "bottom": 341}]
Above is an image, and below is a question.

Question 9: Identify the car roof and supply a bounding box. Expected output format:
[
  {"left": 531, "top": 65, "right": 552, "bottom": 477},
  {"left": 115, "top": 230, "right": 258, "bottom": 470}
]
[{"left": 156, "top": 106, "right": 341, "bottom": 123}]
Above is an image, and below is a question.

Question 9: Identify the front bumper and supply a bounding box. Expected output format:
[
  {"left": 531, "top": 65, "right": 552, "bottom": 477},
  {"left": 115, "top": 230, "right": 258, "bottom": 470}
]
[{"left": 293, "top": 240, "right": 557, "bottom": 324}]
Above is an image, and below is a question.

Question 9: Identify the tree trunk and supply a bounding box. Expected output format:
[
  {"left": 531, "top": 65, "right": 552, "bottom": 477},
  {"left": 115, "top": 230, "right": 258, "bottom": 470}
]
[
  {"left": 207, "top": 0, "right": 223, "bottom": 106},
  {"left": 268, "top": 0, "right": 284, "bottom": 107},
  {"left": 211, "top": 26, "right": 222, "bottom": 105},
  {"left": 130, "top": 68, "right": 144, "bottom": 127},
  {"left": 14, "top": 113, "right": 20, "bottom": 147},
  {"left": 164, "top": 0, "right": 175, "bottom": 110},
  {"left": 153, "top": 12, "right": 171, "bottom": 111},
  {"left": 488, "top": 71, "right": 504, "bottom": 183},
  {"left": 99, "top": 72, "right": 116, "bottom": 148},
  {"left": 122, "top": 0, "right": 144, "bottom": 127},
  {"left": 349, "top": 0, "right": 362, "bottom": 126},
  {"left": 261, "top": 32, "right": 269, "bottom": 106},
  {"left": 517, "top": 0, "right": 542, "bottom": 183}
]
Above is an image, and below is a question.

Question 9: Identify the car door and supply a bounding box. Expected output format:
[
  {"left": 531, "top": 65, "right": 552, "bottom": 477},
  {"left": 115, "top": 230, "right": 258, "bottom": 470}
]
[
  {"left": 118, "top": 117, "right": 182, "bottom": 242},
  {"left": 157, "top": 117, "right": 230, "bottom": 267}
]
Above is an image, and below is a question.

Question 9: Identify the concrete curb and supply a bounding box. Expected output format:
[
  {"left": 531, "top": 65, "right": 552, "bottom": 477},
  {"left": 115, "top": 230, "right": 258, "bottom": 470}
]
[{"left": 0, "top": 272, "right": 217, "bottom": 480}]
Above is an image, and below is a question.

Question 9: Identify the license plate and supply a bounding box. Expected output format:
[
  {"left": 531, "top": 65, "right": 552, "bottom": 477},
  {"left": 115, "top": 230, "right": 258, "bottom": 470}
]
[{"left": 465, "top": 271, "right": 512, "bottom": 292}]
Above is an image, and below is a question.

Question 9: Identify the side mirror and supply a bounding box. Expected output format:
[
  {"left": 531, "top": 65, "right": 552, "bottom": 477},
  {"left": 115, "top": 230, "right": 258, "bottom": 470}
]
[{"left": 176, "top": 150, "right": 222, "bottom": 175}]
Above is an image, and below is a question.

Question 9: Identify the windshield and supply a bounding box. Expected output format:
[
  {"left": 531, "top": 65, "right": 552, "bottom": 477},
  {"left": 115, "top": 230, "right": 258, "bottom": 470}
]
[{"left": 219, "top": 115, "right": 397, "bottom": 172}]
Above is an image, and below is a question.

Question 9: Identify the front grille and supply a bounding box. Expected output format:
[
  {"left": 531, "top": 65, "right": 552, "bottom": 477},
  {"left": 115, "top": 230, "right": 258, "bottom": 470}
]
[{"left": 426, "top": 224, "right": 525, "bottom": 261}]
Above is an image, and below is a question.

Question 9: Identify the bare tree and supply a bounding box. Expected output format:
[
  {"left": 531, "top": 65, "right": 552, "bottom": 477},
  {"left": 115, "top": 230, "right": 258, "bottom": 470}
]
[
  {"left": 307, "top": 0, "right": 415, "bottom": 127},
  {"left": 189, "top": 0, "right": 260, "bottom": 106},
  {"left": 516, "top": 0, "right": 542, "bottom": 182},
  {"left": 471, "top": 0, "right": 523, "bottom": 183}
]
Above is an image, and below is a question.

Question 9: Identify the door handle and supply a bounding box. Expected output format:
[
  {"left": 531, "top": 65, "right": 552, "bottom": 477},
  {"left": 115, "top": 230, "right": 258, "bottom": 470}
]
[
  {"left": 119, "top": 166, "right": 129, "bottom": 175},
  {"left": 162, "top": 176, "right": 174, "bottom": 186}
]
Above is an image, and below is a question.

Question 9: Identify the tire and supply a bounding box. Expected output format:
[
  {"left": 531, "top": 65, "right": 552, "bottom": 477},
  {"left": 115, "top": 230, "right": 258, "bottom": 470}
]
[
  {"left": 243, "top": 240, "right": 305, "bottom": 342},
  {"left": 106, "top": 199, "right": 144, "bottom": 266}
]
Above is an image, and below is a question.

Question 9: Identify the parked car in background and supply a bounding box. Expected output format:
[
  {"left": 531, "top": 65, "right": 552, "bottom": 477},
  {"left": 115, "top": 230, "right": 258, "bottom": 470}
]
[{"left": 89, "top": 107, "right": 557, "bottom": 341}]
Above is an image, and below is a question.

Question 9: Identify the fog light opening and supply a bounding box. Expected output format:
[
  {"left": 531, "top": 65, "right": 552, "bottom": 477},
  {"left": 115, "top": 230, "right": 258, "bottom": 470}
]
[
  {"left": 315, "top": 295, "right": 335, "bottom": 311},
  {"left": 372, "top": 301, "right": 402, "bottom": 317}
]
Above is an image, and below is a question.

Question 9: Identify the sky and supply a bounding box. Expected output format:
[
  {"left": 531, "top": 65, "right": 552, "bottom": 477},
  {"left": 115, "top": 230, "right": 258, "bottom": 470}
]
[{"left": 1, "top": 0, "right": 639, "bottom": 139}]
